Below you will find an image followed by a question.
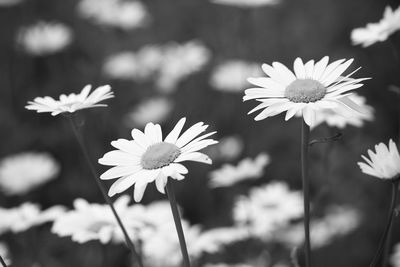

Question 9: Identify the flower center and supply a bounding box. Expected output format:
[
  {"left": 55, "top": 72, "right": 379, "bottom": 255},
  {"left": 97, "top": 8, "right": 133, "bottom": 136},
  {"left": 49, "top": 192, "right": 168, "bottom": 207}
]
[
  {"left": 141, "top": 142, "right": 181, "bottom": 170},
  {"left": 285, "top": 79, "right": 326, "bottom": 103}
]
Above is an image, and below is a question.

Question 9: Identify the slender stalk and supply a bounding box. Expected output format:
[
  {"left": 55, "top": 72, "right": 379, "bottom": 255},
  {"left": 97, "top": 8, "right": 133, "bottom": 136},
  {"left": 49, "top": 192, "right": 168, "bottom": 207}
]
[
  {"left": 166, "top": 180, "right": 191, "bottom": 267},
  {"left": 67, "top": 115, "right": 144, "bottom": 267},
  {"left": 369, "top": 180, "right": 399, "bottom": 267},
  {"left": 0, "top": 255, "right": 7, "bottom": 267},
  {"left": 301, "top": 120, "right": 311, "bottom": 267}
]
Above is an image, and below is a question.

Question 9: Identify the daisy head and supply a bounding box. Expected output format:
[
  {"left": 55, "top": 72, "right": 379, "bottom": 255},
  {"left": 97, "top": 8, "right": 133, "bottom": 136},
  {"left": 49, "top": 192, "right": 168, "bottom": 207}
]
[
  {"left": 243, "top": 57, "right": 370, "bottom": 127},
  {"left": 351, "top": 5, "right": 400, "bottom": 47},
  {"left": 25, "top": 85, "right": 114, "bottom": 116},
  {"left": 98, "top": 118, "right": 218, "bottom": 202},
  {"left": 358, "top": 139, "right": 400, "bottom": 180}
]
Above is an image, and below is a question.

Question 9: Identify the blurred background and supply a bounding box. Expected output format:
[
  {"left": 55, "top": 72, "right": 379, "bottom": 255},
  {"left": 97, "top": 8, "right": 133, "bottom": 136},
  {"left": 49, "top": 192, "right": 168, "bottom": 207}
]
[{"left": 0, "top": 0, "right": 400, "bottom": 266}]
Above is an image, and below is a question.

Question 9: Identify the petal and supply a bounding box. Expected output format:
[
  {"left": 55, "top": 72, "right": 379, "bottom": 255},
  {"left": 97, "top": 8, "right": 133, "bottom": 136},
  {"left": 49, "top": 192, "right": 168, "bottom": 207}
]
[
  {"left": 111, "top": 139, "right": 145, "bottom": 156},
  {"left": 155, "top": 173, "right": 168, "bottom": 194},
  {"left": 133, "top": 182, "right": 149, "bottom": 202},
  {"left": 98, "top": 150, "right": 140, "bottom": 166},
  {"left": 293, "top": 58, "right": 306, "bottom": 79},
  {"left": 175, "top": 152, "right": 212, "bottom": 164},
  {"left": 164, "top": 118, "right": 186, "bottom": 144},
  {"left": 108, "top": 175, "right": 138, "bottom": 197},
  {"left": 100, "top": 165, "right": 142, "bottom": 180},
  {"left": 175, "top": 122, "right": 208, "bottom": 148},
  {"left": 131, "top": 129, "right": 151, "bottom": 148}
]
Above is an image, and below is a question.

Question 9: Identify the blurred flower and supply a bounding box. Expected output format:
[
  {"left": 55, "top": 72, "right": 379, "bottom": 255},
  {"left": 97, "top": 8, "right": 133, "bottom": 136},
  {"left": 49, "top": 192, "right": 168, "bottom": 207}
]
[
  {"left": 358, "top": 139, "right": 400, "bottom": 180},
  {"left": 309, "top": 93, "right": 374, "bottom": 129},
  {"left": 99, "top": 118, "right": 217, "bottom": 202},
  {"left": 143, "top": 220, "right": 201, "bottom": 267},
  {"left": 233, "top": 182, "right": 303, "bottom": 238},
  {"left": 77, "top": 0, "right": 150, "bottom": 30},
  {"left": 243, "top": 57, "right": 369, "bottom": 127},
  {"left": 276, "top": 206, "right": 361, "bottom": 248},
  {"left": 0, "top": 152, "right": 60, "bottom": 195},
  {"left": 124, "top": 97, "right": 174, "bottom": 128},
  {"left": 25, "top": 85, "right": 114, "bottom": 116},
  {"left": 210, "top": 60, "right": 263, "bottom": 92},
  {"left": 390, "top": 243, "right": 400, "bottom": 267},
  {"left": 210, "top": 0, "right": 279, "bottom": 8},
  {"left": 17, "top": 21, "right": 73, "bottom": 56},
  {"left": 103, "top": 41, "right": 211, "bottom": 92},
  {"left": 206, "top": 135, "right": 244, "bottom": 162},
  {"left": 0, "top": 243, "right": 11, "bottom": 265},
  {"left": 208, "top": 153, "right": 270, "bottom": 188},
  {"left": 194, "top": 226, "right": 249, "bottom": 254},
  {"left": 0, "top": 0, "right": 23, "bottom": 6},
  {"left": 351, "top": 5, "right": 400, "bottom": 47},
  {"left": 52, "top": 196, "right": 146, "bottom": 244},
  {"left": 103, "top": 52, "right": 140, "bottom": 80},
  {"left": 156, "top": 41, "right": 211, "bottom": 92},
  {"left": 0, "top": 203, "right": 65, "bottom": 234}
]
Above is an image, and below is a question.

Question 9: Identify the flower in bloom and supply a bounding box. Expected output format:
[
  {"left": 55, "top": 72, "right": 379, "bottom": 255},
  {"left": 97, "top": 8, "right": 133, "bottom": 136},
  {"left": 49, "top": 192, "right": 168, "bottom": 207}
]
[
  {"left": 390, "top": 243, "right": 400, "bottom": 267},
  {"left": 25, "top": 85, "right": 114, "bottom": 116},
  {"left": 99, "top": 118, "right": 218, "bottom": 202},
  {"left": 208, "top": 153, "right": 270, "bottom": 188},
  {"left": 210, "top": 0, "right": 279, "bottom": 8},
  {"left": 351, "top": 5, "right": 400, "bottom": 47},
  {"left": 17, "top": 21, "right": 73, "bottom": 56},
  {"left": 308, "top": 93, "right": 374, "bottom": 129},
  {"left": 52, "top": 196, "right": 147, "bottom": 244},
  {"left": 0, "top": 203, "right": 65, "bottom": 234},
  {"left": 357, "top": 139, "right": 400, "bottom": 180},
  {"left": 124, "top": 97, "right": 174, "bottom": 128},
  {"left": 0, "top": 152, "right": 60, "bottom": 195},
  {"left": 0, "top": 243, "right": 11, "bottom": 265},
  {"left": 243, "top": 57, "right": 369, "bottom": 127},
  {"left": 233, "top": 182, "right": 303, "bottom": 238},
  {"left": 276, "top": 206, "right": 361, "bottom": 249},
  {"left": 210, "top": 60, "right": 263, "bottom": 92},
  {"left": 77, "top": 0, "right": 150, "bottom": 30}
]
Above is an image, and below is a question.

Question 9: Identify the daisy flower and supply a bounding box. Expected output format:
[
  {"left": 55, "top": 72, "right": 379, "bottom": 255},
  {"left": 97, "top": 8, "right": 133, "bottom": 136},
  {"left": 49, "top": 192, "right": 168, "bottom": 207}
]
[
  {"left": 210, "top": 60, "right": 263, "bottom": 93},
  {"left": 233, "top": 182, "right": 303, "bottom": 238},
  {"left": 0, "top": 152, "right": 60, "bottom": 195},
  {"left": 17, "top": 21, "right": 73, "bottom": 56},
  {"left": 25, "top": 85, "right": 114, "bottom": 116},
  {"left": 243, "top": 56, "right": 369, "bottom": 127},
  {"left": 98, "top": 118, "right": 218, "bottom": 202},
  {"left": 208, "top": 153, "right": 270, "bottom": 188},
  {"left": 351, "top": 5, "right": 400, "bottom": 47},
  {"left": 0, "top": 203, "right": 66, "bottom": 234},
  {"left": 357, "top": 139, "right": 400, "bottom": 180}
]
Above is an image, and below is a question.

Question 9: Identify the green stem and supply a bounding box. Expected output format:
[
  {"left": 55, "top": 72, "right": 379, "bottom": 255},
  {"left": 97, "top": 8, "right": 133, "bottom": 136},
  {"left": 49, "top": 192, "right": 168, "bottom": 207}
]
[
  {"left": 0, "top": 255, "right": 7, "bottom": 267},
  {"left": 301, "top": 120, "right": 312, "bottom": 267},
  {"left": 166, "top": 180, "right": 191, "bottom": 267},
  {"left": 67, "top": 115, "right": 144, "bottom": 267},
  {"left": 369, "top": 180, "right": 399, "bottom": 267}
]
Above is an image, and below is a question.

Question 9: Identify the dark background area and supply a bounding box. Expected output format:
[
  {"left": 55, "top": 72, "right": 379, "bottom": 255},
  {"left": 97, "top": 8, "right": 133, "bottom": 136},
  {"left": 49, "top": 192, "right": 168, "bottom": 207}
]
[{"left": 0, "top": 0, "right": 400, "bottom": 266}]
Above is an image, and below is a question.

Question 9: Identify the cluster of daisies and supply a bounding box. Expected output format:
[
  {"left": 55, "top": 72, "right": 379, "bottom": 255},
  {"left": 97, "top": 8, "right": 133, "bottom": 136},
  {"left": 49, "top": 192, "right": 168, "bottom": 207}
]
[{"left": 2, "top": 0, "right": 400, "bottom": 266}]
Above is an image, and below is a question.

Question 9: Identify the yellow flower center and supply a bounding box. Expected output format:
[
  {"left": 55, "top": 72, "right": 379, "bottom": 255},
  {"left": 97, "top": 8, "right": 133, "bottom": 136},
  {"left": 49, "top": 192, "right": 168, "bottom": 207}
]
[
  {"left": 141, "top": 142, "right": 181, "bottom": 170},
  {"left": 285, "top": 79, "right": 326, "bottom": 103}
]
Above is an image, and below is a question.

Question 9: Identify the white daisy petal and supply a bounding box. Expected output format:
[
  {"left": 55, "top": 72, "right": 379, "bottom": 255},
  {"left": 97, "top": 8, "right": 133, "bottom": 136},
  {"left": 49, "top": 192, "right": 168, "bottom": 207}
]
[
  {"left": 164, "top": 117, "right": 186, "bottom": 144},
  {"left": 108, "top": 175, "right": 138, "bottom": 197},
  {"left": 175, "top": 152, "right": 212, "bottom": 164}
]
